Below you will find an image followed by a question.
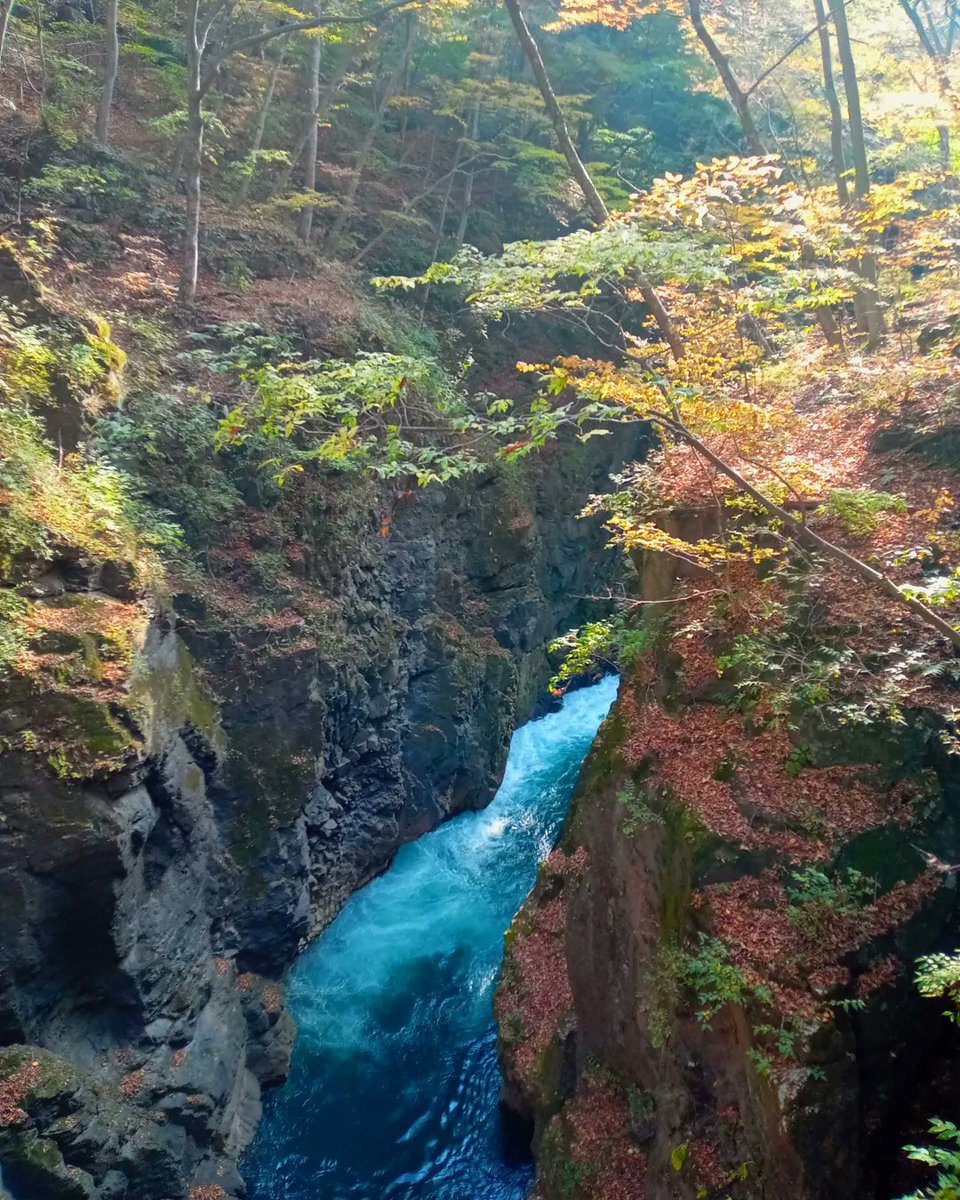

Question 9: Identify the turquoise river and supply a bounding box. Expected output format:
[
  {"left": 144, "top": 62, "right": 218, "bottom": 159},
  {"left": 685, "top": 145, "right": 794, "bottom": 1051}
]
[{"left": 244, "top": 674, "right": 619, "bottom": 1200}]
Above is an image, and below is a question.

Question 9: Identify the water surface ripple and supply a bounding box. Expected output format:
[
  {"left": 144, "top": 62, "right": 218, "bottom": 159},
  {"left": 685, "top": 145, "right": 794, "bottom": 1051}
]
[{"left": 244, "top": 675, "right": 619, "bottom": 1200}]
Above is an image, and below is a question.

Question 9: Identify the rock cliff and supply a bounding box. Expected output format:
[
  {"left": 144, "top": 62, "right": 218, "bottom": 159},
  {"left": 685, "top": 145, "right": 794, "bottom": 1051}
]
[
  {"left": 496, "top": 535, "right": 960, "bottom": 1200},
  {"left": 0, "top": 427, "right": 643, "bottom": 1200}
]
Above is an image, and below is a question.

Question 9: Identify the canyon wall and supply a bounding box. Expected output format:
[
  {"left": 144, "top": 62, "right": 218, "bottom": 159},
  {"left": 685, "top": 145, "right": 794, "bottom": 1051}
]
[
  {"left": 0, "top": 428, "right": 643, "bottom": 1200},
  {"left": 496, "top": 544, "right": 960, "bottom": 1200}
]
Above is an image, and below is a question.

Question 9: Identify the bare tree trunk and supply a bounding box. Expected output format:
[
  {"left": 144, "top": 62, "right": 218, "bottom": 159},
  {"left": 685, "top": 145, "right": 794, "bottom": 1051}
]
[
  {"left": 172, "top": 135, "right": 186, "bottom": 186},
  {"left": 502, "top": 0, "right": 684, "bottom": 359},
  {"left": 0, "top": 0, "right": 14, "bottom": 68},
  {"left": 179, "top": 2, "right": 204, "bottom": 307},
  {"left": 273, "top": 45, "right": 358, "bottom": 197},
  {"left": 238, "top": 36, "right": 288, "bottom": 205},
  {"left": 453, "top": 95, "right": 481, "bottom": 247},
  {"left": 828, "top": 0, "right": 884, "bottom": 344},
  {"left": 503, "top": 0, "right": 607, "bottom": 221},
  {"left": 173, "top": 0, "right": 414, "bottom": 303},
  {"left": 297, "top": 18, "right": 323, "bottom": 240},
  {"left": 687, "top": 0, "right": 766, "bottom": 156},
  {"left": 95, "top": 0, "right": 119, "bottom": 147},
  {"left": 939, "top": 124, "right": 951, "bottom": 168},
  {"left": 351, "top": 150, "right": 481, "bottom": 266},
  {"left": 418, "top": 149, "right": 459, "bottom": 319},
  {"left": 897, "top": 0, "right": 952, "bottom": 167},
  {"left": 33, "top": 0, "right": 46, "bottom": 109},
  {"left": 429, "top": 128, "right": 463, "bottom": 253},
  {"left": 947, "top": 0, "right": 959, "bottom": 53},
  {"left": 829, "top": 0, "right": 869, "bottom": 197},
  {"left": 179, "top": 94, "right": 204, "bottom": 306},
  {"left": 324, "top": 14, "right": 417, "bottom": 253},
  {"left": 813, "top": 0, "right": 849, "bottom": 203}
]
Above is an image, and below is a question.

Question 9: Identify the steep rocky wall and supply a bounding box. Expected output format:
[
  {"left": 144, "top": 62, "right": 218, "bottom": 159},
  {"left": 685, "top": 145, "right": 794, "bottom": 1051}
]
[
  {"left": 0, "top": 430, "right": 644, "bottom": 1200},
  {"left": 496, "top": 543, "right": 960, "bottom": 1200}
]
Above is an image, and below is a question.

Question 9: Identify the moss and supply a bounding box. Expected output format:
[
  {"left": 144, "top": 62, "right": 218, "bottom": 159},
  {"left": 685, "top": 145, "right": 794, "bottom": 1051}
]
[
  {"left": 128, "top": 636, "right": 221, "bottom": 755},
  {"left": 561, "top": 706, "right": 627, "bottom": 848},
  {"left": 7, "top": 1133, "right": 65, "bottom": 1173},
  {"left": 835, "top": 825, "right": 926, "bottom": 894},
  {"left": 658, "top": 789, "right": 711, "bottom": 941},
  {"left": 243, "top": 868, "right": 269, "bottom": 900},
  {"left": 647, "top": 940, "right": 682, "bottom": 1050},
  {"left": 0, "top": 1045, "right": 81, "bottom": 1098},
  {"left": 6, "top": 684, "right": 139, "bottom": 778},
  {"left": 529, "top": 1036, "right": 565, "bottom": 1113},
  {"left": 226, "top": 724, "right": 316, "bottom": 828},
  {"left": 228, "top": 806, "right": 272, "bottom": 871},
  {"left": 538, "top": 1117, "right": 598, "bottom": 1200}
]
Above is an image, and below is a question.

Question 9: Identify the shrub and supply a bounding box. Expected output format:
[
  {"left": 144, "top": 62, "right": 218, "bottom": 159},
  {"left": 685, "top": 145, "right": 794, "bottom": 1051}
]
[
  {"left": 900, "top": 1119, "right": 960, "bottom": 1200},
  {"left": 820, "top": 488, "right": 907, "bottom": 537},
  {"left": 914, "top": 952, "right": 960, "bottom": 1025}
]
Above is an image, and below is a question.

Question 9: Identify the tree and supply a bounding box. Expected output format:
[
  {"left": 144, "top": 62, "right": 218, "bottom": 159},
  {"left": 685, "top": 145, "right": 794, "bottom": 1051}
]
[
  {"left": 237, "top": 35, "right": 290, "bottom": 206},
  {"left": 95, "top": 0, "right": 120, "bottom": 148},
  {"left": 297, "top": 14, "right": 323, "bottom": 240},
  {"left": 0, "top": 0, "right": 15, "bottom": 68},
  {"left": 826, "top": 0, "right": 885, "bottom": 344},
  {"left": 812, "top": 0, "right": 849, "bottom": 203},
  {"left": 502, "top": 0, "right": 684, "bottom": 358},
  {"left": 396, "top": 155, "right": 960, "bottom": 650},
  {"left": 897, "top": 0, "right": 953, "bottom": 166},
  {"left": 323, "top": 11, "right": 419, "bottom": 253},
  {"left": 686, "top": 0, "right": 765, "bottom": 155},
  {"left": 828, "top": 0, "right": 869, "bottom": 198},
  {"left": 177, "top": 0, "right": 416, "bottom": 306}
]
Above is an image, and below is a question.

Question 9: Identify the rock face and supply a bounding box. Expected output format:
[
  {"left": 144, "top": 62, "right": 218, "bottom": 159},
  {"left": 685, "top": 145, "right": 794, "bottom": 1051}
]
[
  {"left": 0, "top": 430, "right": 644, "bottom": 1200},
  {"left": 495, "top": 538, "right": 960, "bottom": 1200}
]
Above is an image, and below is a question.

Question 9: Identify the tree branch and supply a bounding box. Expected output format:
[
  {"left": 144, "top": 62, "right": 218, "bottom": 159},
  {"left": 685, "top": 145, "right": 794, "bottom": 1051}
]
[
  {"left": 745, "top": 0, "right": 861, "bottom": 97},
  {"left": 199, "top": 0, "right": 418, "bottom": 94},
  {"left": 646, "top": 410, "right": 960, "bottom": 650}
]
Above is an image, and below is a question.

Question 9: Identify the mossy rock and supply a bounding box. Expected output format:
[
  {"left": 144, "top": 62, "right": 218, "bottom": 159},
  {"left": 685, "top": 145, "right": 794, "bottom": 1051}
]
[
  {"left": 127, "top": 630, "right": 222, "bottom": 757},
  {"left": 794, "top": 710, "right": 930, "bottom": 777},
  {"left": 834, "top": 825, "right": 926, "bottom": 894},
  {"left": 561, "top": 705, "right": 627, "bottom": 846},
  {"left": 0, "top": 679, "right": 139, "bottom": 778},
  {"left": 537, "top": 1115, "right": 598, "bottom": 1200},
  {"left": 0, "top": 1045, "right": 82, "bottom": 1101},
  {"left": 0, "top": 1130, "right": 96, "bottom": 1200}
]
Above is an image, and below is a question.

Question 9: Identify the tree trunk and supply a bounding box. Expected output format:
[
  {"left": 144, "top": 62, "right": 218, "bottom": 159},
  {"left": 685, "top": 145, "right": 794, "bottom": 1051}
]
[
  {"left": 829, "top": 0, "right": 869, "bottom": 198},
  {"left": 179, "top": 88, "right": 204, "bottom": 306},
  {"left": 503, "top": 0, "right": 607, "bottom": 223},
  {"left": 502, "top": 0, "right": 684, "bottom": 359},
  {"left": 828, "top": 0, "right": 884, "bottom": 344},
  {"left": 0, "top": 0, "right": 13, "bottom": 68},
  {"left": 687, "top": 0, "right": 766, "bottom": 156},
  {"left": 33, "top": 0, "right": 46, "bottom": 108},
  {"left": 95, "top": 0, "right": 119, "bottom": 147},
  {"left": 352, "top": 150, "right": 480, "bottom": 266},
  {"left": 897, "top": 0, "right": 952, "bottom": 168},
  {"left": 453, "top": 95, "right": 481, "bottom": 247},
  {"left": 238, "top": 36, "right": 288, "bottom": 205},
  {"left": 324, "top": 14, "right": 417, "bottom": 253},
  {"left": 429, "top": 128, "right": 463, "bottom": 254},
  {"left": 297, "top": 19, "right": 323, "bottom": 240},
  {"left": 273, "top": 45, "right": 358, "bottom": 197},
  {"left": 813, "top": 0, "right": 849, "bottom": 203}
]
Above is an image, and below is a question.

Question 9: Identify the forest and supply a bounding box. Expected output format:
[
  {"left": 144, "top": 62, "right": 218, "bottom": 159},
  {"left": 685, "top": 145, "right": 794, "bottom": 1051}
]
[{"left": 1, "top": 0, "right": 960, "bottom": 1196}]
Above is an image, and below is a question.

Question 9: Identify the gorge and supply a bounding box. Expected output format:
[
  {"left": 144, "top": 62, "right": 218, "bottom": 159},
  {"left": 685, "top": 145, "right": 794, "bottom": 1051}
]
[
  {"left": 242, "top": 676, "right": 618, "bottom": 1200},
  {"left": 3, "top": 0, "right": 960, "bottom": 1197}
]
